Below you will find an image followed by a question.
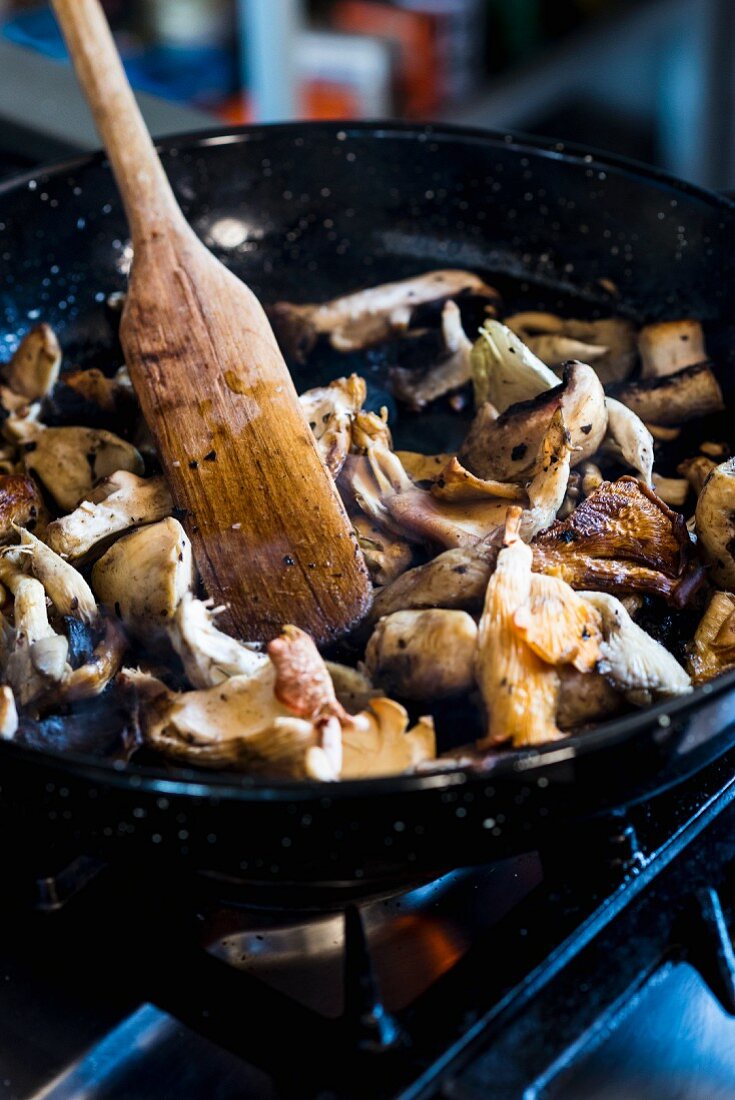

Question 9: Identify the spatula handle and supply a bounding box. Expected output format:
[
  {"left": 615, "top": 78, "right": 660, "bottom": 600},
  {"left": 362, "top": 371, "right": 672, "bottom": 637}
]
[{"left": 50, "top": 0, "right": 189, "bottom": 244}]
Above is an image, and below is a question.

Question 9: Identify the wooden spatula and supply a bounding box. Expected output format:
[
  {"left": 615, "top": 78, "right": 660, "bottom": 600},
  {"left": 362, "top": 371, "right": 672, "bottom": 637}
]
[{"left": 50, "top": 0, "right": 371, "bottom": 643}]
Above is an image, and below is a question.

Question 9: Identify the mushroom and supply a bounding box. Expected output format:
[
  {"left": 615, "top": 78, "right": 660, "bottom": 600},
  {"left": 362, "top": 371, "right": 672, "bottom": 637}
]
[
  {"left": 518, "top": 409, "right": 571, "bottom": 541},
  {"left": 45, "top": 472, "right": 172, "bottom": 562},
  {"left": 340, "top": 698, "right": 435, "bottom": 779},
  {"left": 505, "top": 312, "right": 636, "bottom": 384},
  {"left": 460, "top": 362, "right": 607, "bottom": 482},
  {"left": 299, "top": 374, "right": 366, "bottom": 476},
  {"left": 364, "top": 608, "right": 478, "bottom": 699},
  {"left": 0, "top": 474, "right": 45, "bottom": 543},
  {"left": 695, "top": 457, "right": 735, "bottom": 586},
  {"left": 59, "top": 366, "right": 135, "bottom": 414},
  {"left": 0, "top": 686, "right": 18, "bottom": 739},
  {"left": 687, "top": 591, "right": 735, "bottom": 684},
  {"left": 532, "top": 477, "right": 703, "bottom": 605},
  {"left": 92, "top": 517, "right": 194, "bottom": 640},
  {"left": 325, "top": 661, "right": 381, "bottom": 714},
  {"left": 270, "top": 270, "right": 499, "bottom": 361},
  {"left": 4, "top": 324, "right": 61, "bottom": 400},
  {"left": 370, "top": 545, "right": 492, "bottom": 622},
  {"left": 603, "top": 397, "right": 654, "bottom": 485},
  {"left": 0, "top": 565, "right": 68, "bottom": 707},
  {"left": 579, "top": 590, "right": 692, "bottom": 704},
  {"left": 430, "top": 458, "right": 527, "bottom": 503},
  {"left": 168, "top": 593, "right": 267, "bottom": 689},
  {"left": 638, "top": 319, "right": 706, "bottom": 378},
  {"left": 608, "top": 362, "right": 724, "bottom": 426},
  {"left": 17, "top": 528, "right": 97, "bottom": 622},
  {"left": 651, "top": 474, "right": 689, "bottom": 507},
  {"left": 514, "top": 572, "right": 602, "bottom": 673},
  {"left": 396, "top": 451, "right": 455, "bottom": 484},
  {"left": 352, "top": 513, "right": 413, "bottom": 586},
  {"left": 557, "top": 667, "right": 622, "bottom": 729},
  {"left": 678, "top": 455, "right": 716, "bottom": 496},
  {"left": 474, "top": 509, "right": 563, "bottom": 748},
  {"left": 24, "top": 427, "right": 145, "bottom": 511},
  {"left": 470, "top": 319, "right": 557, "bottom": 412},
  {"left": 390, "top": 300, "right": 473, "bottom": 409},
  {"left": 57, "top": 614, "right": 127, "bottom": 704}
]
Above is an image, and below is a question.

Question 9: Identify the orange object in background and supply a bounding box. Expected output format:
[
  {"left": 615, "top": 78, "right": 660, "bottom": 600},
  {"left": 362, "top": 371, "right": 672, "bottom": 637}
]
[
  {"left": 331, "top": 0, "right": 440, "bottom": 117},
  {"left": 217, "top": 81, "right": 363, "bottom": 124}
]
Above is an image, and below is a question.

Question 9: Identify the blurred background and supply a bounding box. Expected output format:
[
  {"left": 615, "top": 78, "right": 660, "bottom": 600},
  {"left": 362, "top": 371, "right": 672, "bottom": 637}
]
[{"left": 0, "top": 0, "right": 733, "bottom": 189}]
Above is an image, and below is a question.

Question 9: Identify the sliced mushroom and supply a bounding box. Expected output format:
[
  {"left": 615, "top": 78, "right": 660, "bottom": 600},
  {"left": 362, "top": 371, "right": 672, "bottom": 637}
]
[
  {"left": 638, "top": 319, "right": 706, "bottom": 378},
  {"left": 603, "top": 397, "right": 654, "bottom": 486},
  {"left": 364, "top": 608, "right": 478, "bottom": 699},
  {"left": 24, "top": 427, "right": 144, "bottom": 512},
  {"left": 687, "top": 591, "right": 735, "bottom": 684},
  {"left": 17, "top": 528, "right": 97, "bottom": 622},
  {"left": 579, "top": 590, "right": 692, "bottom": 704},
  {"left": 608, "top": 362, "right": 724, "bottom": 426},
  {"left": 5, "top": 324, "right": 61, "bottom": 400},
  {"left": 45, "top": 472, "right": 172, "bottom": 562},
  {"left": 391, "top": 301, "right": 473, "bottom": 409},
  {"left": 460, "top": 362, "right": 607, "bottom": 482},
  {"left": 270, "top": 270, "right": 499, "bottom": 361},
  {"left": 474, "top": 509, "right": 562, "bottom": 748},
  {"left": 506, "top": 312, "right": 636, "bottom": 384},
  {"left": 299, "top": 374, "right": 366, "bottom": 477},
  {"left": 92, "top": 517, "right": 194, "bottom": 640},
  {"left": 695, "top": 457, "right": 735, "bottom": 586},
  {"left": 169, "top": 593, "right": 267, "bottom": 689}
]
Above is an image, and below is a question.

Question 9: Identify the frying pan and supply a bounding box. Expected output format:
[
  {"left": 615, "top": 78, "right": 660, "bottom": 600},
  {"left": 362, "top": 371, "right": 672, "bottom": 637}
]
[{"left": 1, "top": 121, "right": 735, "bottom": 895}]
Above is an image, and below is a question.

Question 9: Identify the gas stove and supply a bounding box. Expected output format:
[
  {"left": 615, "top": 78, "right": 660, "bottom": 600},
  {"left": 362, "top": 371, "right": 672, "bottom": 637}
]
[{"left": 2, "top": 745, "right": 735, "bottom": 1099}]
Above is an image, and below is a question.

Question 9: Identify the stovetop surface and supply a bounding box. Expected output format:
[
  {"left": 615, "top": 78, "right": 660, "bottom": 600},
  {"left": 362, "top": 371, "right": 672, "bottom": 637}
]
[{"left": 1, "top": 746, "right": 735, "bottom": 1099}]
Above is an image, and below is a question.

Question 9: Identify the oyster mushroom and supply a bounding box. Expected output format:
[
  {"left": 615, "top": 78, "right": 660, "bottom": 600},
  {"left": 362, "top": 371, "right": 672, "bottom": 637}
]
[
  {"left": 470, "top": 319, "right": 557, "bottom": 411},
  {"left": 352, "top": 513, "right": 413, "bottom": 586},
  {"left": 45, "top": 472, "right": 172, "bottom": 562},
  {"left": 391, "top": 300, "right": 474, "bottom": 409},
  {"left": 169, "top": 592, "right": 267, "bottom": 689},
  {"left": 0, "top": 686, "right": 18, "bottom": 739},
  {"left": 608, "top": 362, "right": 724, "bottom": 427},
  {"left": 430, "top": 458, "right": 527, "bottom": 503},
  {"left": 17, "top": 528, "right": 97, "bottom": 622},
  {"left": 638, "top": 319, "right": 706, "bottom": 378},
  {"left": 92, "top": 517, "right": 194, "bottom": 640},
  {"left": 460, "top": 362, "right": 607, "bottom": 482},
  {"left": 270, "top": 270, "right": 499, "bottom": 361},
  {"left": 695, "top": 457, "right": 735, "bottom": 586},
  {"left": 533, "top": 477, "right": 703, "bottom": 605},
  {"left": 370, "top": 545, "right": 493, "bottom": 622},
  {"left": 299, "top": 374, "right": 367, "bottom": 476},
  {"left": 603, "top": 397, "right": 654, "bottom": 485},
  {"left": 364, "top": 608, "right": 478, "bottom": 699},
  {"left": 579, "top": 590, "right": 692, "bottom": 704},
  {"left": 5, "top": 324, "right": 61, "bottom": 400},
  {"left": 506, "top": 312, "right": 637, "bottom": 384},
  {"left": 396, "top": 451, "right": 455, "bottom": 484},
  {"left": 0, "top": 474, "right": 45, "bottom": 543},
  {"left": 687, "top": 591, "right": 735, "bottom": 684},
  {"left": 24, "top": 427, "right": 145, "bottom": 512},
  {"left": 57, "top": 615, "right": 127, "bottom": 704},
  {"left": 0, "top": 565, "right": 68, "bottom": 706}
]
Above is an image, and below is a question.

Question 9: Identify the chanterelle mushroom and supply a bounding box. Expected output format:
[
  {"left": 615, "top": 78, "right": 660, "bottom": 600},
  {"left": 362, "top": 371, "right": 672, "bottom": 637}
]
[
  {"left": 92, "top": 517, "right": 194, "bottom": 640},
  {"left": 695, "top": 458, "right": 735, "bottom": 587},
  {"left": 24, "top": 426, "right": 144, "bottom": 512},
  {"left": 364, "top": 608, "right": 478, "bottom": 699},
  {"left": 45, "top": 472, "right": 172, "bottom": 562},
  {"left": 4, "top": 324, "right": 61, "bottom": 400},
  {"left": 579, "top": 590, "right": 692, "bottom": 704},
  {"left": 270, "top": 270, "right": 499, "bottom": 360}
]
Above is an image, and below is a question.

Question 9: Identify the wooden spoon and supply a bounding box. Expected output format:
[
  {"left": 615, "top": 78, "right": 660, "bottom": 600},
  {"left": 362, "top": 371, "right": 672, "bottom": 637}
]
[{"left": 50, "top": 0, "right": 371, "bottom": 643}]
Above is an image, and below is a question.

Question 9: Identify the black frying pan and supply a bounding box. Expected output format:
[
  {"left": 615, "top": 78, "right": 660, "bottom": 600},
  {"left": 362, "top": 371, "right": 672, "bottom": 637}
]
[{"left": 1, "top": 122, "right": 735, "bottom": 894}]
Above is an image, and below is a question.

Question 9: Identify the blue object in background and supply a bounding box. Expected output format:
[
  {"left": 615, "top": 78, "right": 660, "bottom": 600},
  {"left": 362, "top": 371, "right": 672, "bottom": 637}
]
[{"left": 1, "top": 6, "right": 238, "bottom": 108}]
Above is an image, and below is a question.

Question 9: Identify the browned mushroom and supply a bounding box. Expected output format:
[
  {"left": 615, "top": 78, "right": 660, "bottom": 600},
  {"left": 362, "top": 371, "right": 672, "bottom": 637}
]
[
  {"left": 638, "top": 319, "right": 706, "bottom": 378},
  {"left": 608, "top": 362, "right": 724, "bottom": 426}
]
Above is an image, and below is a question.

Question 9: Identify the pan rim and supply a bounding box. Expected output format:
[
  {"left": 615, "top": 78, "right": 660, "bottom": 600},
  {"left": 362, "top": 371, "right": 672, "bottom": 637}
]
[{"left": 1, "top": 119, "right": 733, "bottom": 800}]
